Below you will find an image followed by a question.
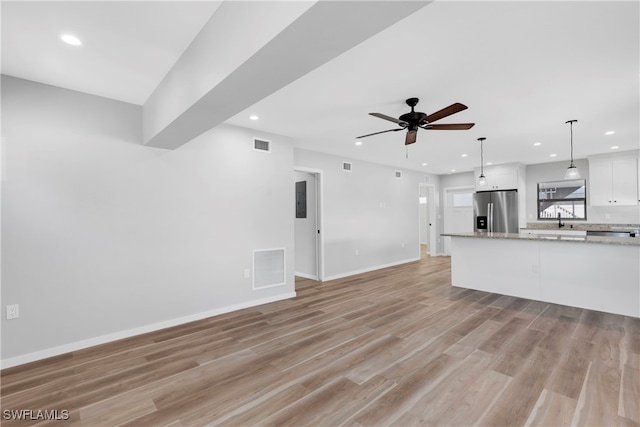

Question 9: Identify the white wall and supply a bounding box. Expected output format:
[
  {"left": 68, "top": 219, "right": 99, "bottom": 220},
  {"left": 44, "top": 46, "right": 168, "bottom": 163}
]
[
  {"left": 294, "top": 149, "right": 433, "bottom": 279},
  {"left": 1, "top": 76, "right": 295, "bottom": 365},
  {"left": 525, "top": 158, "right": 640, "bottom": 224}
]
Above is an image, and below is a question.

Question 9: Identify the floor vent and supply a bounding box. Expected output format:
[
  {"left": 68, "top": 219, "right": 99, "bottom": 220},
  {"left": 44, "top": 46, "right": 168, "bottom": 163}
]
[
  {"left": 253, "top": 138, "right": 271, "bottom": 152},
  {"left": 253, "top": 248, "right": 285, "bottom": 290},
  {"left": 342, "top": 161, "right": 352, "bottom": 172},
  {"left": 395, "top": 170, "right": 402, "bottom": 179}
]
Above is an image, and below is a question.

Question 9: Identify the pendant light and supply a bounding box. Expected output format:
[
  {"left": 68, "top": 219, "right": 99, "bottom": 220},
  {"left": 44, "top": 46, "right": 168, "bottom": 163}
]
[
  {"left": 477, "top": 137, "right": 487, "bottom": 186},
  {"left": 564, "top": 119, "right": 580, "bottom": 179}
]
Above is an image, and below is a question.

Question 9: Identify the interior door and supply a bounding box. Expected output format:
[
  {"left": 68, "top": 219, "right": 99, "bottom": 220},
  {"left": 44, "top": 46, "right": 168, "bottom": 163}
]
[{"left": 444, "top": 188, "right": 474, "bottom": 255}]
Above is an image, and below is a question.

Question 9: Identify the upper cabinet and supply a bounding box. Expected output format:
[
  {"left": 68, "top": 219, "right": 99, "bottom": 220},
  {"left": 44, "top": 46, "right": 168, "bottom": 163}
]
[
  {"left": 474, "top": 164, "right": 521, "bottom": 191},
  {"left": 588, "top": 152, "right": 639, "bottom": 206}
]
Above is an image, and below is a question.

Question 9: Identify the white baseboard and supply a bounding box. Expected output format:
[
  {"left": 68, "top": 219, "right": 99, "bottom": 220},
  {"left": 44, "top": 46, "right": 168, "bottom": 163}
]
[
  {"left": 295, "top": 272, "right": 318, "bottom": 280},
  {"left": 323, "top": 257, "right": 420, "bottom": 281},
  {"left": 1, "top": 292, "right": 296, "bottom": 369}
]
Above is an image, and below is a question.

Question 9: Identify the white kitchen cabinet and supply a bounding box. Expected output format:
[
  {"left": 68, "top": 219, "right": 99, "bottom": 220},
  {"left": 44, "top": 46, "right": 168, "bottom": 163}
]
[
  {"left": 589, "top": 156, "right": 638, "bottom": 206},
  {"left": 474, "top": 165, "right": 519, "bottom": 191}
]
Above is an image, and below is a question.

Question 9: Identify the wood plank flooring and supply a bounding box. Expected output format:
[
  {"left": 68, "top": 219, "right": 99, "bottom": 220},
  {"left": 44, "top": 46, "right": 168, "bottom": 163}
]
[{"left": 2, "top": 252, "right": 639, "bottom": 426}]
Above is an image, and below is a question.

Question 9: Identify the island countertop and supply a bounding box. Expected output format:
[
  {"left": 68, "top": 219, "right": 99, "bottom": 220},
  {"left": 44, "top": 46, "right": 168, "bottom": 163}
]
[
  {"left": 441, "top": 231, "right": 640, "bottom": 246},
  {"left": 445, "top": 231, "right": 640, "bottom": 317}
]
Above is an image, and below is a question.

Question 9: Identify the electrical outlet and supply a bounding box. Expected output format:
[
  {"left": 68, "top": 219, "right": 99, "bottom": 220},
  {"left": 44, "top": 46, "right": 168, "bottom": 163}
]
[
  {"left": 401, "top": 243, "right": 405, "bottom": 248},
  {"left": 244, "top": 268, "right": 250, "bottom": 279},
  {"left": 355, "top": 249, "right": 359, "bottom": 255},
  {"left": 7, "top": 304, "right": 19, "bottom": 320}
]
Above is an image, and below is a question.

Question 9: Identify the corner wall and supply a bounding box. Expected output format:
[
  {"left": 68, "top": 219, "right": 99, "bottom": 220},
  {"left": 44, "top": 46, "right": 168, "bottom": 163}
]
[
  {"left": 294, "top": 148, "right": 438, "bottom": 279},
  {"left": 1, "top": 76, "right": 295, "bottom": 366}
]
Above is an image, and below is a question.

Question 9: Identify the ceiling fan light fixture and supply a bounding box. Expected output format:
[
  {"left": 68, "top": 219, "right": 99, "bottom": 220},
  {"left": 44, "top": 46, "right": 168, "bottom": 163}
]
[
  {"left": 564, "top": 119, "right": 580, "bottom": 180},
  {"left": 357, "top": 98, "right": 474, "bottom": 146},
  {"left": 477, "top": 137, "right": 488, "bottom": 186}
]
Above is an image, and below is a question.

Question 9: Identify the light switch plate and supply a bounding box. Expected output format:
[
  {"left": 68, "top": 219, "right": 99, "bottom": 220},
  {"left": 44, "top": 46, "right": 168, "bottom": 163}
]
[{"left": 7, "top": 304, "right": 19, "bottom": 320}]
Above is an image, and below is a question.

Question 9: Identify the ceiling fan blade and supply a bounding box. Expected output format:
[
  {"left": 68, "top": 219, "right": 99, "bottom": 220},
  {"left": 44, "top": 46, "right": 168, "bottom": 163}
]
[
  {"left": 421, "top": 103, "right": 468, "bottom": 124},
  {"left": 427, "top": 123, "right": 475, "bottom": 130},
  {"left": 370, "top": 112, "right": 407, "bottom": 125},
  {"left": 405, "top": 130, "right": 417, "bottom": 145},
  {"left": 356, "top": 128, "right": 403, "bottom": 139}
]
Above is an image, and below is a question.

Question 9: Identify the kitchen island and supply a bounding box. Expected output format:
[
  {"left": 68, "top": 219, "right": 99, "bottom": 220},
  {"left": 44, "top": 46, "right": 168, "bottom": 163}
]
[{"left": 442, "top": 232, "right": 640, "bottom": 317}]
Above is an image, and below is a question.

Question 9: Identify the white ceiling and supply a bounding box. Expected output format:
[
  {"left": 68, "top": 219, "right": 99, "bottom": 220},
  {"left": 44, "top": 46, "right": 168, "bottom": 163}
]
[
  {"left": 2, "top": 1, "right": 638, "bottom": 175},
  {"left": 1, "top": 1, "right": 221, "bottom": 104}
]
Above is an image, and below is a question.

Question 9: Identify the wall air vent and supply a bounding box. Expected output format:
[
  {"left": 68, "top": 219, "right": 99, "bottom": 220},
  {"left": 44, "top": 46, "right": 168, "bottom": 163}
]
[
  {"left": 395, "top": 170, "right": 402, "bottom": 179},
  {"left": 342, "top": 161, "right": 352, "bottom": 172},
  {"left": 253, "top": 138, "right": 271, "bottom": 153},
  {"left": 253, "top": 248, "right": 285, "bottom": 290}
]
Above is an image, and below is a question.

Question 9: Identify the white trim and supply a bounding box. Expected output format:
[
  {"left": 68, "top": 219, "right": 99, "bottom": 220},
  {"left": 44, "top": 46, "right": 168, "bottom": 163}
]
[
  {"left": 295, "top": 272, "right": 318, "bottom": 280},
  {"left": 0, "top": 292, "right": 296, "bottom": 369},
  {"left": 323, "top": 257, "right": 420, "bottom": 281}
]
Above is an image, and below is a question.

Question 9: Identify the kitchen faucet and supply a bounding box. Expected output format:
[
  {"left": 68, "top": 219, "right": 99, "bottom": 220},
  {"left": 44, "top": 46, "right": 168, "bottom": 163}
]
[{"left": 557, "top": 213, "right": 565, "bottom": 228}]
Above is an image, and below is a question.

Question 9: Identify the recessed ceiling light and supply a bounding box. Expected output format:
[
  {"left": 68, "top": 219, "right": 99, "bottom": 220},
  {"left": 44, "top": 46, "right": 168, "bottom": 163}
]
[
  {"left": 249, "top": 115, "right": 259, "bottom": 121},
  {"left": 610, "top": 145, "right": 619, "bottom": 149},
  {"left": 550, "top": 154, "right": 557, "bottom": 157},
  {"left": 60, "top": 34, "right": 82, "bottom": 46},
  {"left": 486, "top": 162, "right": 492, "bottom": 165},
  {"left": 355, "top": 141, "right": 363, "bottom": 146},
  {"left": 461, "top": 154, "right": 468, "bottom": 157},
  {"left": 422, "top": 163, "right": 428, "bottom": 166},
  {"left": 533, "top": 142, "right": 542, "bottom": 146},
  {"left": 450, "top": 169, "right": 456, "bottom": 172},
  {"left": 605, "top": 131, "right": 615, "bottom": 135}
]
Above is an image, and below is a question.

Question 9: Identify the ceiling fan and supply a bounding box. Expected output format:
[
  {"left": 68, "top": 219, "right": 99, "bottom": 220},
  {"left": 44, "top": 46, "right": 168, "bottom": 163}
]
[{"left": 357, "top": 98, "right": 475, "bottom": 145}]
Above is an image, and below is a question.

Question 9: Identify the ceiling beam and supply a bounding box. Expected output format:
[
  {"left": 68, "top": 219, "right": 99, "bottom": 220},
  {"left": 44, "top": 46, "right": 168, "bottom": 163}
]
[{"left": 143, "top": 1, "right": 430, "bottom": 150}]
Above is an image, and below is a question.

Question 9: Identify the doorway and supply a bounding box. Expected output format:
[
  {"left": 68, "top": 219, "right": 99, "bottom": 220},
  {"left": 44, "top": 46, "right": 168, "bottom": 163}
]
[
  {"left": 419, "top": 183, "right": 437, "bottom": 257},
  {"left": 293, "top": 167, "right": 323, "bottom": 281}
]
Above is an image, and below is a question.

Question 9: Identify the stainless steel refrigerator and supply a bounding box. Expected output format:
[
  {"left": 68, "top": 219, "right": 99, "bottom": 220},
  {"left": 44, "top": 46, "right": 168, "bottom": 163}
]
[{"left": 473, "top": 190, "right": 519, "bottom": 233}]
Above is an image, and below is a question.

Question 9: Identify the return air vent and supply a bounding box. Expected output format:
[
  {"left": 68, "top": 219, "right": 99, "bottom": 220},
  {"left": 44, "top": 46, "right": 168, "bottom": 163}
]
[
  {"left": 342, "top": 161, "right": 352, "bottom": 172},
  {"left": 395, "top": 170, "right": 402, "bottom": 179},
  {"left": 253, "top": 138, "right": 271, "bottom": 152},
  {"left": 253, "top": 248, "right": 285, "bottom": 290}
]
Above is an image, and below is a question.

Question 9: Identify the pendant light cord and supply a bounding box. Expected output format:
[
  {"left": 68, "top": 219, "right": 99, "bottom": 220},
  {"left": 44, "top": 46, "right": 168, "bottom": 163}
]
[
  {"left": 566, "top": 119, "right": 577, "bottom": 165},
  {"left": 478, "top": 137, "right": 486, "bottom": 175},
  {"left": 481, "top": 139, "right": 484, "bottom": 174}
]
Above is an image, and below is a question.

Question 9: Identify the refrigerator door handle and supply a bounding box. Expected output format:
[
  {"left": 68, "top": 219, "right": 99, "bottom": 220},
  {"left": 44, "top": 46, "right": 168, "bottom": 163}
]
[{"left": 488, "top": 203, "right": 493, "bottom": 232}]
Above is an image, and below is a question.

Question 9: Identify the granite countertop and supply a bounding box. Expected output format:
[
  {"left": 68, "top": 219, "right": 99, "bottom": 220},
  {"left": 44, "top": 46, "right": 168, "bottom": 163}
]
[
  {"left": 522, "top": 223, "right": 640, "bottom": 232},
  {"left": 442, "top": 232, "right": 640, "bottom": 246}
]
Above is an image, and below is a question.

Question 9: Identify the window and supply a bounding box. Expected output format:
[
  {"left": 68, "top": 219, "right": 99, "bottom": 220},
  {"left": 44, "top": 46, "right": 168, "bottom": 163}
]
[
  {"left": 537, "top": 179, "right": 587, "bottom": 220},
  {"left": 452, "top": 192, "right": 473, "bottom": 208}
]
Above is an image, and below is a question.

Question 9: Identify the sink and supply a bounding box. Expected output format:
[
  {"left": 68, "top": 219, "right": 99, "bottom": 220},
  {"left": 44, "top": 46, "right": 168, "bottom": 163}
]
[{"left": 535, "top": 234, "right": 585, "bottom": 241}]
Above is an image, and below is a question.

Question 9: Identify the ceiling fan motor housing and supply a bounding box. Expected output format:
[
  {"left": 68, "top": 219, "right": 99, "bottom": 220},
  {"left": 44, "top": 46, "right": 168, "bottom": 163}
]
[{"left": 399, "top": 111, "right": 427, "bottom": 125}]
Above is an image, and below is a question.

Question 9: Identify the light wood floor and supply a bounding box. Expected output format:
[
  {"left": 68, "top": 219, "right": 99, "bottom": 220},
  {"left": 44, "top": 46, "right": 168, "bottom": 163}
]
[{"left": 2, "top": 253, "right": 639, "bottom": 426}]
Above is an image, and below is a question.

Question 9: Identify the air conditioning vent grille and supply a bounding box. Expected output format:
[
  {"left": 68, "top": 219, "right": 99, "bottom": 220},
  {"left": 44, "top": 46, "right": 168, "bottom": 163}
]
[
  {"left": 395, "top": 171, "right": 402, "bottom": 179},
  {"left": 342, "top": 161, "right": 352, "bottom": 172},
  {"left": 253, "top": 138, "right": 271, "bottom": 152},
  {"left": 253, "top": 248, "right": 285, "bottom": 289}
]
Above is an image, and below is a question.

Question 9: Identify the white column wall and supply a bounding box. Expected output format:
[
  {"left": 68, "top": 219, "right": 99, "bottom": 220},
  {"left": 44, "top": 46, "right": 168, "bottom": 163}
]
[{"left": 1, "top": 76, "right": 295, "bottom": 365}]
